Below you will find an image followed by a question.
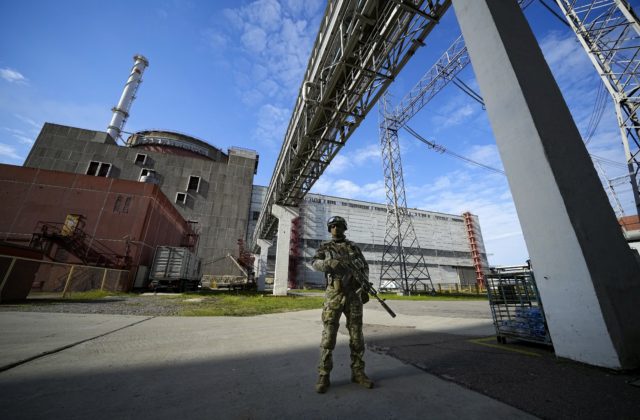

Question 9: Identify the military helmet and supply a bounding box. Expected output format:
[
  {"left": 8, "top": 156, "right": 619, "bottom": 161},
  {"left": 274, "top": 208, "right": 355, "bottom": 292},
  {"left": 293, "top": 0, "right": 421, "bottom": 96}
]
[{"left": 327, "top": 216, "right": 347, "bottom": 232}]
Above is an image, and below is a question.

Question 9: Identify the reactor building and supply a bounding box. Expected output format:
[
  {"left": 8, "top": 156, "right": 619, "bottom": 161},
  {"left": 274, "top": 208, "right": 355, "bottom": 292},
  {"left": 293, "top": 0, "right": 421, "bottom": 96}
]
[{"left": 18, "top": 123, "right": 258, "bottom": 277}]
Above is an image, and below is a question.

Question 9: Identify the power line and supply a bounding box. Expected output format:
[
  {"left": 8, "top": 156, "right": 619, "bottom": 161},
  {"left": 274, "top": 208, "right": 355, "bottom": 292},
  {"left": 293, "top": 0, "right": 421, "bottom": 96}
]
[
  {"left": 451, "top": 76, "right": 485, "bottom": 108},
  {"left": 537, "top": 0, "right": 571, "bottom": 27},
  {"left": 590, "top": 154, "right": 628, "bottom": 168},
  {"left": 404, "top": 125, "right": 627, "bottom": 184},
  {"left": 584, "top": 83, "right": 608, "bottom": 145},
  {"left": 403, "top": 125, "right": 506, "bottom": 175}
]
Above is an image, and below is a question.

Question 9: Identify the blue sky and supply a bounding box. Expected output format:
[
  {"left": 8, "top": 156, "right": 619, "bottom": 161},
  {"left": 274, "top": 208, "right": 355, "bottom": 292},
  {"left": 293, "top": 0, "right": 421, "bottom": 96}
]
[{"left": 1, "top": 0, "right": 637, "bottom": 266}]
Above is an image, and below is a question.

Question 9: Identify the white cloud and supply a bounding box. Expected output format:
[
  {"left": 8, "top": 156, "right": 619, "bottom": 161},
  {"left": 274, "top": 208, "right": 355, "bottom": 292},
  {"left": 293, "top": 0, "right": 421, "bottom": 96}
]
[
  {"left": 442, "top": 103, "right": 475, "bottom": 127},
  {"left": 283, "top": 0, "right": 324, "bottom": 18},
  {"left": 254, "top": 103, "right": 290, "bottom": 146},
  {"left": 241, "top": 25, "right": 268, "bottom": 52},
  {"left": 311, "top": 177, "right": 386, "bottom": 202},
  {"left": 325, "top": 154, "right": 350, "bottom": 175},
  {"left": 432, "top": 175, "right": 451, "bottom": 191},
  {"left": 2, "top": 127, "right": 34, "bottom": 144},
  {"left": 203, "top": 29, "right": 228, "bottom": 50},
  {"left": 206, "top": 0, "right": 324, "bottom": 156},
  {"left": 429, "top": 97, "right": 480, "bottom": 130},
  {"left": 466, "top": 144, "right": 504, "bottom": 171},
  {"left": 214, "top": 0, "right": 323, "bottom": 105},
  {"left": 539, "top": 31, "right": 592, "bottom": 86},
  {"left": 353, "top": 144, "right": 380, "bottom": 165},
  {"left": 0, "top": 68, "right": 28, "bottom": 84},
  {"left": 325, "top": 143, "right": 381, "bottom": 175},
  {"left": 13, "top": 114, "right": 40, "bottom": 130},
  {"left": 0, "top": 143, "right": 23, "bottom": 160}
]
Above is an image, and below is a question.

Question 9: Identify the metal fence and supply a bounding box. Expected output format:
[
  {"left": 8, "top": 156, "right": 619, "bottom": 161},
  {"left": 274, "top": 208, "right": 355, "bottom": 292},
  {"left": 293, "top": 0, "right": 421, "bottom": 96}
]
[
  {"left": 435, "top": 282, "right": 487, "bottom": 295},
  {"left": 0, "top": 255, "right": 130, "bottom": 300}
]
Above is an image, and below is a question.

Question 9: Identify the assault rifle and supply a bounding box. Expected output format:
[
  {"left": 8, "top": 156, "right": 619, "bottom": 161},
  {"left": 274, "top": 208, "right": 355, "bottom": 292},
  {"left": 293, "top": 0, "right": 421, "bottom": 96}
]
[{"left": 341, "top": 254, "right": 397, "bottom": 318}]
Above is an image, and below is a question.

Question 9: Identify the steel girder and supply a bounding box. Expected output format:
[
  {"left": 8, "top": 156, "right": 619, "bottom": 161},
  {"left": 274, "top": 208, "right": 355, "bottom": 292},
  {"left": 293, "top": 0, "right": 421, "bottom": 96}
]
[
  {"left": 555, "top": 0, "right": 640, "bottom": 214},
  {"left": 250, "top": 0, "right": 452, "bottom": 250}
]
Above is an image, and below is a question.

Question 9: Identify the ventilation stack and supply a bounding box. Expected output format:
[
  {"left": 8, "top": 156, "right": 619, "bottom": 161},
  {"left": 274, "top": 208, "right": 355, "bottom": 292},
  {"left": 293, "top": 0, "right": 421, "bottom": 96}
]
[{"left": 106, "top": 54, "right": 149, "bottom": 142}]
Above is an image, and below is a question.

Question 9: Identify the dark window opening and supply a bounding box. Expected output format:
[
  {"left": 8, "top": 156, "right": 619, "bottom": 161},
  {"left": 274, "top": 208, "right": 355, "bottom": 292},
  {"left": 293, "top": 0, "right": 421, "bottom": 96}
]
[
  {"left": 176, "top": 192, "right": 187, "bottom": 204},
  {"left": 187, "top": 176, "right": 200, "bottom": 192},
  {"left": 97, "top": 163, "right": 111, "bottom": 177},
  {"left": 123, "top": 197, "right": 131, "bottom": 213},
  {"left": 113, "top": 196, "right": 123, "bottom": 213},
  {"left": 134, "top": 153, "right": 147, "bottom": 165},
  {"left": 252, "top": 211, "right": 260, "bottom": 221},
  {"left": 86, "top": 161, "right": 100, "bottom": 176},
  {"left": 87, "top": 161, "right": 111, "bottom": 177},
  {"left": 139, "top": 169, "right": 156, "bottom": 181}
]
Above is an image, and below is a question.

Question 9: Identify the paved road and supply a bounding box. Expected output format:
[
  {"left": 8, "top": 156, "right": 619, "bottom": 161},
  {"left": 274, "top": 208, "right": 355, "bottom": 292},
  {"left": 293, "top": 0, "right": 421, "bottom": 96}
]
[
  {"left": 1, "top": 299, "right": 638, "bottom": 419},
  {"left": 0, "top": 300, "right": 535, "bottom": 420}
]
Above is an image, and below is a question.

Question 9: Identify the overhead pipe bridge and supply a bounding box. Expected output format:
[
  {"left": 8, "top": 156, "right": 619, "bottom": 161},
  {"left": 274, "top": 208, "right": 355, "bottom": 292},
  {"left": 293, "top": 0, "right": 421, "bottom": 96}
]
[{"left": 250, "top": 0, "right": 452, "bottom": 250}]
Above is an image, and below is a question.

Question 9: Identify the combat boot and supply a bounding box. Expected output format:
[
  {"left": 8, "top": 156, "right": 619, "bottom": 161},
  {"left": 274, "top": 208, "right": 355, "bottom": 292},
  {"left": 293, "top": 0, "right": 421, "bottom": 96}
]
[
  {"left": 351, "top": 371, "right": 374, "bottom": 389},
  {"left": 315, "top": 374, "right": 330, "bottom": 394}
]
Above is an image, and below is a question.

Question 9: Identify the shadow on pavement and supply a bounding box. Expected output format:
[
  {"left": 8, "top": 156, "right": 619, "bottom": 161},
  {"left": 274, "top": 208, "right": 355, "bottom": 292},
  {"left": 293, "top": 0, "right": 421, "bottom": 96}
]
[{"left": 364, "top": 324, "right": 640, "bottom": 419}]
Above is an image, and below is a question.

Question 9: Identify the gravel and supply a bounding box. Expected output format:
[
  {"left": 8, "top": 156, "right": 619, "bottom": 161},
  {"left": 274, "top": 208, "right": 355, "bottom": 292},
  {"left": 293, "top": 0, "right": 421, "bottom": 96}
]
[{"left": 0, "top": 295, "right": 185, "bottom": 316}]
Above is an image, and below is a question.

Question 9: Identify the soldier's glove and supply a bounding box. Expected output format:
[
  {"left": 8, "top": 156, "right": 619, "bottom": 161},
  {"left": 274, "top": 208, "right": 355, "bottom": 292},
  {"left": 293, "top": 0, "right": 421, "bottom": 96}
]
[{"left": 325, "top": 259, "right": 346, "bottom": 274}]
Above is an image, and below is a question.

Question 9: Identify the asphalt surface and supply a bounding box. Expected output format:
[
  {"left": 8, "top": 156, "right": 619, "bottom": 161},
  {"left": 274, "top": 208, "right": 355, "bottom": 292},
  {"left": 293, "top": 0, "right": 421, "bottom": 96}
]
[{"left": 1, "top": 298, "right": 638, "bottom": 419}]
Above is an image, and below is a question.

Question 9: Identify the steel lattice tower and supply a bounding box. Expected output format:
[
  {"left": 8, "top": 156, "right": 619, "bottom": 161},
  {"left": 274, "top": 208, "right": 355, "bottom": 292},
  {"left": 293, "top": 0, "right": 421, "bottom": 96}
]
[
  {"left": 555, "top": 0, "right": 640, "bottom": 215},
  {"left": 378, "top": 94, "right": 434, "bottom": 294}
]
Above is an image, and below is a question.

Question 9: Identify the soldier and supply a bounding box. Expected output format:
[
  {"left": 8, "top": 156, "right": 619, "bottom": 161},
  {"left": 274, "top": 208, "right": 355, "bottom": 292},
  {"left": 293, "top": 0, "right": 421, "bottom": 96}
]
[{"left": 312, "top": 215, "right": 373, "bottom": 394}]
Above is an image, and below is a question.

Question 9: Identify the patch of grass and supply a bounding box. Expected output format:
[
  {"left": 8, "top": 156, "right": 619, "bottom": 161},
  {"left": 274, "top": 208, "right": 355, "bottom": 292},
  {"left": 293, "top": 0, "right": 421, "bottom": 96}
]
[{"left": 179, "top": 293, "right": 324, "bottom": 316}]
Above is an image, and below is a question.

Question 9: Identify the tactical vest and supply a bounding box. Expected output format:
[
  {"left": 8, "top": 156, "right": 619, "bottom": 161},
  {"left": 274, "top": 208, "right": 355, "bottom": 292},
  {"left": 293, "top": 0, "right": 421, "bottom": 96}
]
[{"left": 317, "top": 239, "right": 367, "bottom": 292}]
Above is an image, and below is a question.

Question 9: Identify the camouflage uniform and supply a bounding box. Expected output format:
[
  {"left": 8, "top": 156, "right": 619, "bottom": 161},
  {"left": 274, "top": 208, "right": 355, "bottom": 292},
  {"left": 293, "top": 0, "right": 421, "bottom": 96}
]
[{"left": 312, "top": 237, "right": 369, "bottom": 378}]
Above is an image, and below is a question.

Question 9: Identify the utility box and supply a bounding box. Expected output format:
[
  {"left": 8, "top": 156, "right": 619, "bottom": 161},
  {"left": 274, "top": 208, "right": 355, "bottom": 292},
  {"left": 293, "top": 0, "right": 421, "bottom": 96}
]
[
  {"left": 149, "top": 247, "right": 200, "bottom": 292},
  {"left": 133, "top": 265, "right": 149, "bottom": 289}
]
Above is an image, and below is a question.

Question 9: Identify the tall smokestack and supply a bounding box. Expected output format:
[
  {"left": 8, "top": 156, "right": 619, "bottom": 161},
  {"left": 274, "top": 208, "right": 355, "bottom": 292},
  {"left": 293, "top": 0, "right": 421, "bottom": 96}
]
[{"left": 106, "top": 54, "right": 149, "bottom": 142}]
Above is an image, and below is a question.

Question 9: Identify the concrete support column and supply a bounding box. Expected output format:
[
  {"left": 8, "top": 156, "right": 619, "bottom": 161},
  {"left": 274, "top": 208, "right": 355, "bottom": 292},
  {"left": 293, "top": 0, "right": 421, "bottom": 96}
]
[
  {"left": 452, "top": 0, "right": 640, "bottom": 369},
  {"left": 255, "top": 239, "right": 272, "bottom": 292},
  {"left": 271, "top": 204, "right": 299, "bottom": 296}
]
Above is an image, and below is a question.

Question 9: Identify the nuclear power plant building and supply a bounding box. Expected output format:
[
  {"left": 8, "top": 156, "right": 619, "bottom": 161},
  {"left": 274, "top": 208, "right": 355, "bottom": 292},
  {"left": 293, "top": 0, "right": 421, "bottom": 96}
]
[
  {"left": 247, "top": 185, "right": 488, "bottom": 289},
  {"left": 21, "top": 123, "right": 258, "bottom": 276}
]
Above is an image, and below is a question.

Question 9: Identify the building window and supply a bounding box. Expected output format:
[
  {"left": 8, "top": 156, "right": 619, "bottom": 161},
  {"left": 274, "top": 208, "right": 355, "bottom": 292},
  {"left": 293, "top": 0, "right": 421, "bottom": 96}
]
[
  {"left": 252, "top": 211, "right": 260, "bottom": 221},
  {"left": 175, "top": 192, "right": 187, "bottom": 205},
  {"left": 87, "top": 161, "right": 99, "bottom": 176},
  {"left": 113, "top": 195, "right": 132, "bottom": 213},
  {"left": 123, "top": 197, "right": 131, "bottom": 213},
  {"left": 139, "top": 168, "right": 156, "bottom": 181},
  {"left": 113, "top": 196, "right": 123, "bottom": 213},
  {"left": 134, "top": 153, "right": 147, "bottom": 165},
  {"left": 187, "top": 176, "right": 201, "bottom": 192},
  {"left": 86, "top": 161, "right": 111, "bottom": 177}
]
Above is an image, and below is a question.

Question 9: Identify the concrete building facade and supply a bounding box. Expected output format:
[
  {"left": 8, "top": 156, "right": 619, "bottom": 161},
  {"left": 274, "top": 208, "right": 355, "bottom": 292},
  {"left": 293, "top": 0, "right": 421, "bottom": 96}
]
[
  {"left": 248, "top": 186, "right": 488, "bottom": 289},
  {"left": 24, "top": 123, "right": 258, "bottom": 275},
  {"left": 0, "top": 163, "right": 193, "bottom": 291}
]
